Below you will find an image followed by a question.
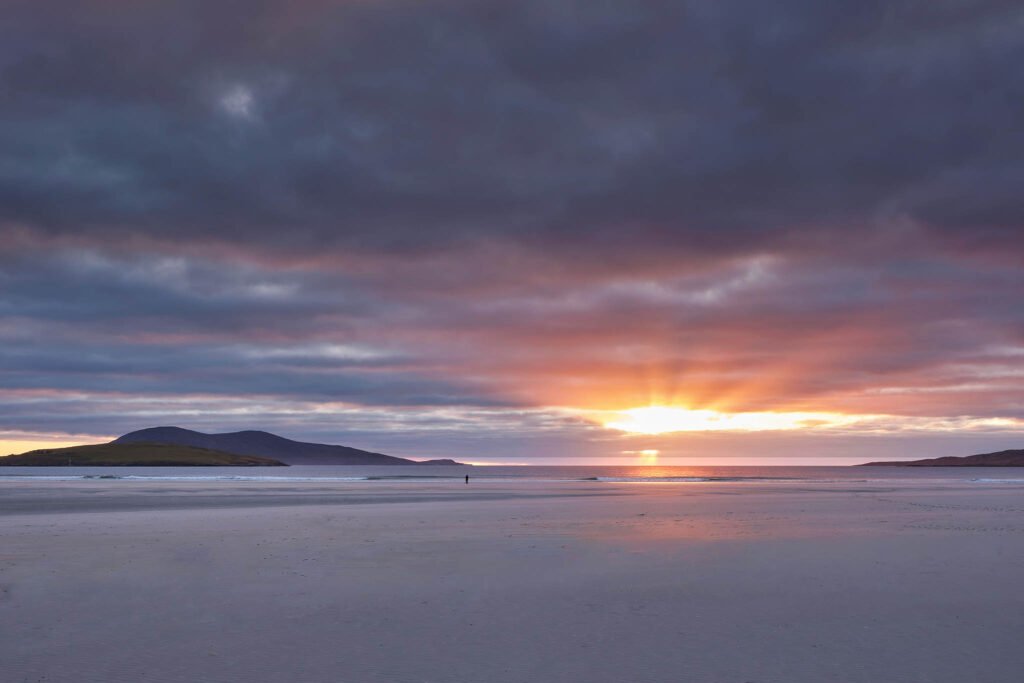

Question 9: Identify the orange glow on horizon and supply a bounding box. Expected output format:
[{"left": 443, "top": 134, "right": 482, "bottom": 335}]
[
  {"left": 623, "top": 448, "right": 660, "bottom": 464},
  {"left": 0, "top": 436, "right": 110, "bottom": 457},
  {"left": 603, "top": 406, "right": 861, "bottom": 434}
]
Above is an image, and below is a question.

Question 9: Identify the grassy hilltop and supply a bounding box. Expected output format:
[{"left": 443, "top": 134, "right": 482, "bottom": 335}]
[{"left": 0, "top": 442, "right": 287, "bottom": 467}]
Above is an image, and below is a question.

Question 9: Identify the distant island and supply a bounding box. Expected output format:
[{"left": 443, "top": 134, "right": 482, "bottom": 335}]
[
  {"left": 0, "top": 442, "right": 286, "bottom": 467},
  {"left": 860, "top": 449, "right": 1024, "bottom": 467},
  {"left": 1, "top": 426, "right": 468, "bottom": 467}
]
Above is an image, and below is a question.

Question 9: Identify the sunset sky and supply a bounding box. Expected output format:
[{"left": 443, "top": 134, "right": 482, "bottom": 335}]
[{"left": 2, "top": 1, "right": 1023, "bottom": 463}]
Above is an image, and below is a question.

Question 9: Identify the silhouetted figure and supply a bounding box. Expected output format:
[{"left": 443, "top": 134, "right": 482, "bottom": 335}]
[{"left": 465, "top": 474, "right": 469, "bottom": 484}]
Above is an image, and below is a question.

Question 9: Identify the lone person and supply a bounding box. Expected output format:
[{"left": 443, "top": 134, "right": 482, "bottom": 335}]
[{"left": 465, "top": 474, "right": 469, "bottom": 484}]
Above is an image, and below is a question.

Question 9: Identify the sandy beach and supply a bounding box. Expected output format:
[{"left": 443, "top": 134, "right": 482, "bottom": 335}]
[{"left": 2, "top": 478, "right": 1023, "bottom": 683}]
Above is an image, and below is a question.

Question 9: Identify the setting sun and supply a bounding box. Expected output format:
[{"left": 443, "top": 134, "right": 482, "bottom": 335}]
[
  {"left": 603, "top": 406, "right": 860, "bottom": 434},
  {"left": 623, "top": 449, "right": 660, "bottom": 464}
]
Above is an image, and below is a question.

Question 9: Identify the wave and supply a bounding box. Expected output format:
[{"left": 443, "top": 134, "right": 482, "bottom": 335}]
[
  {"left": 0, "top": 474, "right": 371, "bottom": 482},
  {"left": 0, "top": 472, "right": 877, "bottom": 484},
  {"left": 365, "top": 475, "right": 465, "bottom": 480},
  {"left": 594, "top": 476, "right": 802, "bottom": 483}
]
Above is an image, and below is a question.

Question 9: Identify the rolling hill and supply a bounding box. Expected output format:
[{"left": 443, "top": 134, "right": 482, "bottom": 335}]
[
  {"left": 0, "top": 442, "right": 287, "bottom": 467},
  {"left": 114, "top": 426, "right": 464, "bottom": 466},
  {"left": 860, "top": 449, "right": 1024, "bottom": 467}
]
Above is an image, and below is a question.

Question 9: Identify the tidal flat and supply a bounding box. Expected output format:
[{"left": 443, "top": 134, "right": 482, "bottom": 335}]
[{"left": 2, "top": 476, "right": 1023, "bottom": 683}]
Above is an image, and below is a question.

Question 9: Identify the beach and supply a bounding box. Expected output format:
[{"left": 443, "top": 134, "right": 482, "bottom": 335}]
[{"left": 2, "top": 475, "right": 1023, "bottom": 682}]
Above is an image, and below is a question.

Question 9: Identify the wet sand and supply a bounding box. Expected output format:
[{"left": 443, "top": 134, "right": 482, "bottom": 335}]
[{"left": 2, "top": 479, "right": 1023, "bottom": 682}]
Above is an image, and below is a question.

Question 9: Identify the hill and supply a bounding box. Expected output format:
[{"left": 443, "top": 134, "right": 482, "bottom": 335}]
[
  {"left": 860, "top": 449, "right": 1024, "bottom": 467},
  {"left": 114, "top": 427, "right": 467, "bottom": 466},
  {"left": 0, "top": 442, "right": 287, "bottom": 467}
]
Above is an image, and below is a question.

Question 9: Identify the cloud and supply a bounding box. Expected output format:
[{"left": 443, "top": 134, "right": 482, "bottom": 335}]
[
  {"left": 3, "top": 1, "right": 1020, "bottom": 255},
  {"left": 1, "top": 1, "right": 1023, "bottom": 457}
]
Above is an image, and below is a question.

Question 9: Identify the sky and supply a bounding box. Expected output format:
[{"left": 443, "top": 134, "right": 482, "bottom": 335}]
[{"left": 2, "top": 1, "right": 1024, "bottom": 464}]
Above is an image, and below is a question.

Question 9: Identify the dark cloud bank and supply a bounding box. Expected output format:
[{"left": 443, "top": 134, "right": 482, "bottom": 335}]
[{"left": 2, "top": 1, "right": 1023, "bottom": 459}]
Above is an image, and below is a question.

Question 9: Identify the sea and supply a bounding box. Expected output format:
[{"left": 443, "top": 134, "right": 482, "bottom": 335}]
[{"left": 1, "top": 464, "right": 1022, "bottom": 485}]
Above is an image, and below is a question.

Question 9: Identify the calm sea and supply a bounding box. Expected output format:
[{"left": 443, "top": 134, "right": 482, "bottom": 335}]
[{"left": 1, "top": 464, "right": 1022, "bottom": 484}]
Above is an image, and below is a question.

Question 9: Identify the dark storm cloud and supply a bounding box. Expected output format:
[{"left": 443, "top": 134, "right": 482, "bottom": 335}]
[
  {"left": 2, "top": 0, "right": 1024, "bottom": 452},
  {"left": 0, "top": 242, "right": 370, "bottom": 330},
  {"left": 0, "top": 253, "right": 513, "bottom": 407},
  {"left": 3, "top": 0, "right": 1022, "bottom": 256}
]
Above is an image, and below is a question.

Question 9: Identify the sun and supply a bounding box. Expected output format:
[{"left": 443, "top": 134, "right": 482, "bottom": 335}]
[
  {"left": 604, "top": 407, "right": 723, "bottom": 434},
  {"left": 603, "top": 405, "right": 860, "bottom": 434}
]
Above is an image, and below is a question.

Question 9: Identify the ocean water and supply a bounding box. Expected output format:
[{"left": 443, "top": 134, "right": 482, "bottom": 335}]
[{"left": 1, "top": 464, "right": 1023, "bottom": 484}]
